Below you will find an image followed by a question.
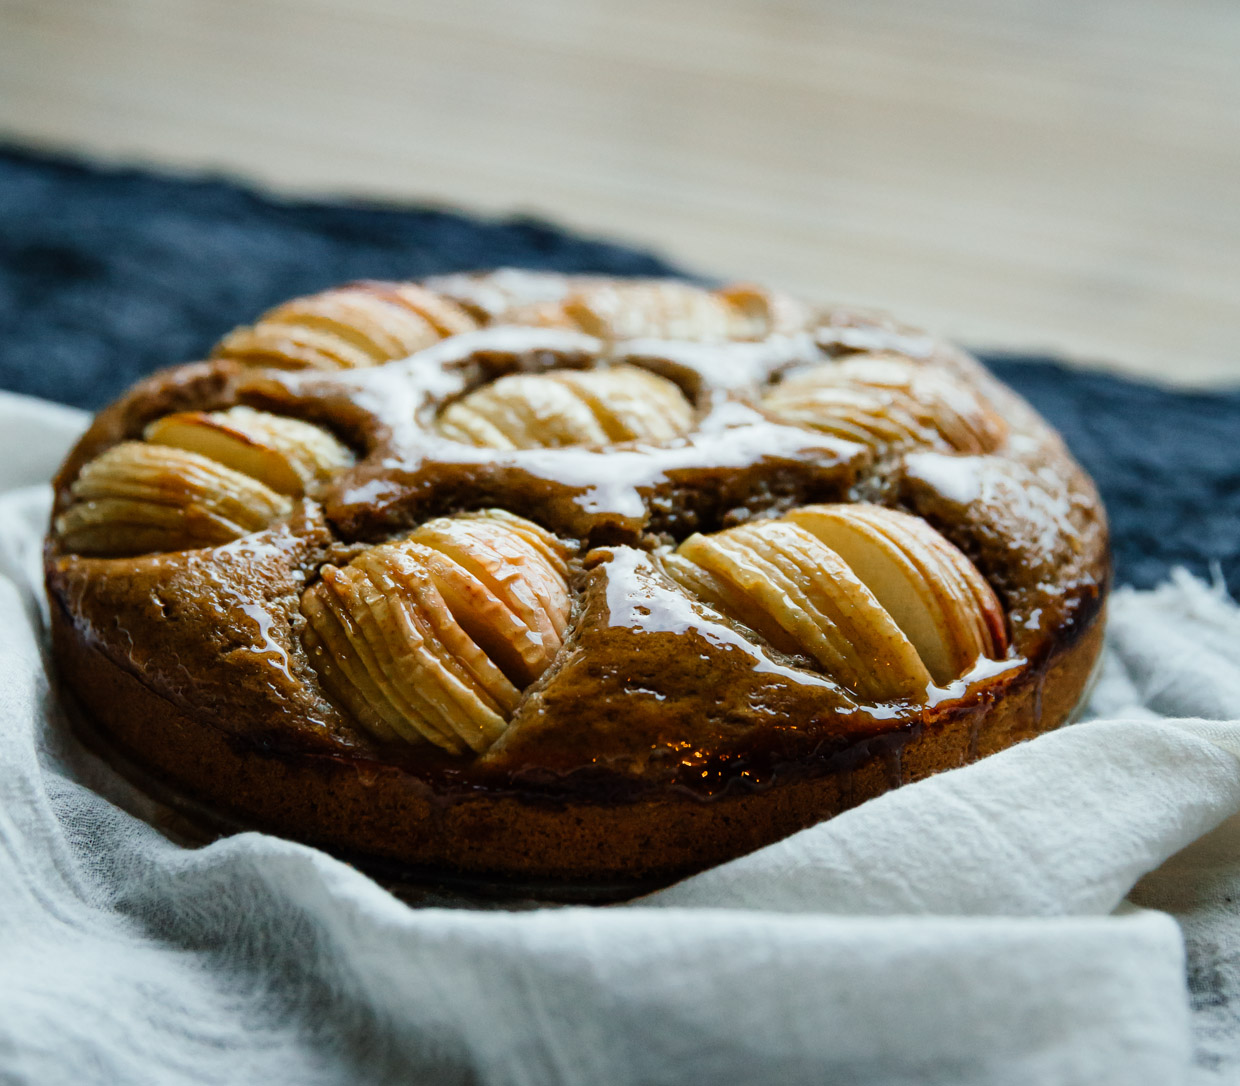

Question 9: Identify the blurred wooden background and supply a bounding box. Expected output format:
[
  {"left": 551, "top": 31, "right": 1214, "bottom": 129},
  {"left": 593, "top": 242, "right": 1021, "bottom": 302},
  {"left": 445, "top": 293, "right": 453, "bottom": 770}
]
[{"left": 0, "top": 0, "right": 1237, "bottom": 384}]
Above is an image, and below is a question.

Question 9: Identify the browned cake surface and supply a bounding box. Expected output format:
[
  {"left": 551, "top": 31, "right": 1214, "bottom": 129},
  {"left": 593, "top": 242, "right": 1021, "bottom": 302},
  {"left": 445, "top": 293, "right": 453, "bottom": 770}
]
[{"left": 45, "top": 270, "right": 1109, "bottom": 892}]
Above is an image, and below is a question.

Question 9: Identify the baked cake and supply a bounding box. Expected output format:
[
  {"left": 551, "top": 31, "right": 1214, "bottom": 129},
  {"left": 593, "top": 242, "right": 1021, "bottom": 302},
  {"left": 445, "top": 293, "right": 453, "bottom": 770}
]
[{"left": 45, "top": 270, "right": 1109, "bottom": 894}]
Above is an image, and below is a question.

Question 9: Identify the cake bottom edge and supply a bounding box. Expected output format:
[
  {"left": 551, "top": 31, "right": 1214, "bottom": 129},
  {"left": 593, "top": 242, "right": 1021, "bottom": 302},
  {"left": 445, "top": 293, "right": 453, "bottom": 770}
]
[{"left": 49, "top": 609, "right": 1106, "bottom": 899}]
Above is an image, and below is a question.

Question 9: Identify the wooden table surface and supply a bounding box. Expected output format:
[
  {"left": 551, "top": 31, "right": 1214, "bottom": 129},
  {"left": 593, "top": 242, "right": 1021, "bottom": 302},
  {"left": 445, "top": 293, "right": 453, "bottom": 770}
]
[{"left": 1, "top": 0, "right": 1237, "bottom": 384}]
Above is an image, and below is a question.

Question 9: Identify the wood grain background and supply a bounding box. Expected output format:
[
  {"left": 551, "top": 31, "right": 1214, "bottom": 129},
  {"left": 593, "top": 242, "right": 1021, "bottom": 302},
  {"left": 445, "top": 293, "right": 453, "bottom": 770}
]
[{"left": 1, "top": 0, "right": 1236, "bottom": 383}]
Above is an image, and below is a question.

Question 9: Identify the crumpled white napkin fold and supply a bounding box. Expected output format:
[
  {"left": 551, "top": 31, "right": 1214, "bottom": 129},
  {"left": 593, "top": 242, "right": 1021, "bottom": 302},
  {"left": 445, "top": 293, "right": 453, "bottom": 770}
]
[{"left": 1, "top": 390, "right": 1238, "bottom": 1086}]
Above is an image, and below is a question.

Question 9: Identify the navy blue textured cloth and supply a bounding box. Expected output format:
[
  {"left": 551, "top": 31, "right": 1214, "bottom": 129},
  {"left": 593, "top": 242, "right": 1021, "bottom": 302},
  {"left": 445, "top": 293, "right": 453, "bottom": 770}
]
[{"left": 1, "top": 147, "right": 1236, "bottom": 593}]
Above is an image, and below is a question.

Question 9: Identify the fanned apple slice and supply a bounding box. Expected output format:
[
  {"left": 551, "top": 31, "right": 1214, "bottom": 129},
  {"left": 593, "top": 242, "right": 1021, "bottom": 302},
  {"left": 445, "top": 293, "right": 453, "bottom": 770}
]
[
  {"left": 300, "top": 510, "right": 572, "bottom": 753},
  {"left": 301, "top": 577, "right": 434, "bottom": 747},
  {"left": 67, "top": 443, "right": 283, "bottom": 523},
  {"left": 480, "top": 508, "right": 571, "bottom": 580},
  {"left": 767, "top": 383, "right": 927, "bottom": 448},
  {"left": 350, "top": 561, "right": 508, "bottom": 754},
  {"left": 363, "top": 544, "right": 521, "bottom": 714},
  {"left": 835, "top": 505, "right": 1005, "bottom": 673},
  {"left": 145, "top": 406, "right": 354, "bottom": 497},
  {"left": 673, "top": 521, "right": 932, "bottom": 702},
  {"left": 301, "top": 619, "right": 402, "bottom": 744},
  {"left": 740, "top": 522, "right": 922, "bottom": 684},
  {"left": 563, "top": 281, "right": 744, "bottom": 342},
  {"left": 385, "top": 283, "right": 481, "bottom": 338},
  {"left": 411, "top": 545, "right": 555, "bottom": 687},
  {"left": 309, "top": 561, "right": 487, "bottom": 753},
  {"left": 55, "top": 500, "right": 248, "bottom": 555},
  {"left": 412, "top": 512, "right": 572, "bottom": 647},
  {"left": 265, "top": 289, "right": 441, "bottom": 360},
  {"left": 556, "top": 366, "right": 694, "bottom": 442},
  {"left": 308, "top": 564, "right": 466, "bottom": 751},
  {"left": 764, "top": 355, "right": 1007, "bottom": 455},
  {"left": 786, "top": 504, "right": 1006, "bottom": 684},
  {"left": 492, "top": 301, "right": 583, "bottom": 329},
  {"left": 212, "top": 282, "right": 478, "bottom": 370},
  {"left": 56, "top": 442, "right": 292, "bottom": 556},
  {"left": 213, "top": 322, "right": 379, "bottom": 370},
  {"left": 676, "top": 525, "right": 849, "bottom": 671},
  {"left": 438, "top": 372, "right": 611, "bottom": 449},
  {"left": 863, "top": 508, "right": 1008, "bottom": 664},
  {"left": 437, "top": 364, "right": 693, "bottom": 449}
]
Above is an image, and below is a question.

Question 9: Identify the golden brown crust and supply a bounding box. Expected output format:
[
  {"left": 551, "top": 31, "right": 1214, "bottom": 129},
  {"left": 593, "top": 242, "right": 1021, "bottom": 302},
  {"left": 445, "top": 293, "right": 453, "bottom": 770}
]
[{"left": 44, "top": 270, "right": 1112, "bottom": 893}]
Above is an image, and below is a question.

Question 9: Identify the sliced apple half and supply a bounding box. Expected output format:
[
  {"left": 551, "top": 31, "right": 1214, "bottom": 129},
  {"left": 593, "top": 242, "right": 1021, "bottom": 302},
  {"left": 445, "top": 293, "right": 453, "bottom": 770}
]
[
  {"left": 211, "top": 282, "right": 477, "bottom": 370},
  {"left": 555, "top": 365, "right": 694, "bottom": 443},
  {"left": 764, "top": 355, "right": 1007, "bottom": 455},
  {"left": 300, "top": 589, "right": 409, "bottom": 745},
  {"left": 56, "top": 442, "right": 292, "bottom": 556},
  {"left": 263, "top": 289, "right": 439, "bottom": 361},
  {"left": 304, "top": 564, "right": 468, "bottom": 752},
  {"left": 412, "top": 512, "right": 572, "bottom": 652},
  {"left": 213, "top": 321, "right": 379, "bottom": 371},
  {"left": 369, "top": 545, "right": 522, "bottom": 715},
  {"left": 563, "top": 281, "right": 740, "bottom": 341},
  {"left": 145, "top": 406, "right": 354, "bottom": 497},
  {"left": 300, "top": 510, "right": 572, "bottom": 753},
  {"left": 716, "top": 283, "right": 810, "bottom": 338},
  {"left": 437, "top": 364, "right": 693, "bottom": 450},
  {"left": 787, "top": 504, "right": 1006, "bottom": 684},
  {"left": 385, "top": 283, "right": 480, "bottom": 338},
  {"left": 437, "top": 372, "right": 611, "bottom": 449},
  {"left": 351, "top": 560, "right": 509, "bottom": 755},
  {"left": 673, "top": 520, "right": 932, "bottom": 702}
]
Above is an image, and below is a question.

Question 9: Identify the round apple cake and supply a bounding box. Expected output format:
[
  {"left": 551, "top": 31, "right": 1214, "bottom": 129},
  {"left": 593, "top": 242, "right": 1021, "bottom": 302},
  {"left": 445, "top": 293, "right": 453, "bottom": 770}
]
[{"left": 45, "top": 270, "right": 1109, "bottom": 894}]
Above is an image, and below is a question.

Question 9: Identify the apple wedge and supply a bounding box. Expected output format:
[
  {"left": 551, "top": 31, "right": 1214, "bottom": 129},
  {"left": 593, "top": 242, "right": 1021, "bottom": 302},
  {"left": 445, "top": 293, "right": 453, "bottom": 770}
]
[
  {"left": 786, "top": 504, "right": 1006, "bottom": 684},
  {"left": 764, "top": 381, "right": 924, "bottom": 448},
  {"left": 479, "top": 508, "right": 571, "bottom": 580},
  {"left": 350, "top": 562, "right": 509, "bottom": 755},
  {"left": 412, "top": 512, "right": 572, "bottom": 649},
  {"left": 300, "top": 576, "right": 434, "bottom": 747},
  {"left": 437, "top": 364, "right": 693, "bottom": 449},
  {"left": 56, "top": 442, "right": 292, "bottom": 556},
  {"left": 306, "top": 563, "right": 476, "bottom": 752},
  {"left": 556, "top": 365, "right": 694, "bottom": 443},
  {"left": 385, "top": 283, "right": 480, "bottom": 338},
  {"left": 673, "top": 521, "right": 932, "bottom": 702},
  {"left": 145, "top": 406, "right": 354, "bottom": 497},
  {"left": 717, "top": 284, "right": 811, "bottom": 338},
  {"left": 300, "top": 510, "right": 572, "bottom": 752},
  {"left": 212, "top": 321, "right": 378, "bottom": 371},
  {"left": 764, "top": 355, "right": 1007, "bottom": 455},
  {"left": 438, "top": 372, "right": 611, "bottom": 449},
  {"left": 563, "top": 281, "right": 741, "bottom": 341},
  {"left": 212, "top": 283, "right": 477, "bottom": 370},
  {"left": 263, "top": 289, "right": 442, "bottom": 362},
  {"left": 409, "top": 545, "right": 557, "bottom": 689}
]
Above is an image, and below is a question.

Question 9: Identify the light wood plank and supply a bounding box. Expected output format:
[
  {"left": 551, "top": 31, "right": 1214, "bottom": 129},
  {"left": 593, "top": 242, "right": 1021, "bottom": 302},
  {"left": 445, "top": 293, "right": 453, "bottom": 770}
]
[{"left": 1, "top": 0, "right": 1237, "bottom": 383}]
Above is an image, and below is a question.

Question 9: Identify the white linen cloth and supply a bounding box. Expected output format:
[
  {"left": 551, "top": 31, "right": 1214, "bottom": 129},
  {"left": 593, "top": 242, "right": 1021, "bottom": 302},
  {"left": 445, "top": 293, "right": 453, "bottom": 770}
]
[{"left": 1, "top": 390, "right": 1239, "bottom": 1085}]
